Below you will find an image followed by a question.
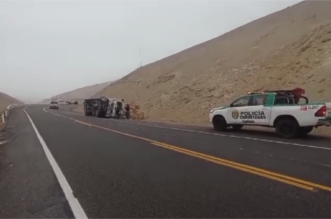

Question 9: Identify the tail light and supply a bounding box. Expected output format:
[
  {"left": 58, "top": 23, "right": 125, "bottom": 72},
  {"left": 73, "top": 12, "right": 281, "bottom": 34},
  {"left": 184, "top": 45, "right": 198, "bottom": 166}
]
[{"left": 315, "top": 105, "right": 327, "bottom": 117}]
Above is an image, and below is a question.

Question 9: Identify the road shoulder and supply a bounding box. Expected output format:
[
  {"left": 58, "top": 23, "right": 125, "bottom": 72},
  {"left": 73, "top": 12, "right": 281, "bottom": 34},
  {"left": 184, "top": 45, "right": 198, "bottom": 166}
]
[{"left": 0, "top": 108, "right": 74, "bottom": 218}]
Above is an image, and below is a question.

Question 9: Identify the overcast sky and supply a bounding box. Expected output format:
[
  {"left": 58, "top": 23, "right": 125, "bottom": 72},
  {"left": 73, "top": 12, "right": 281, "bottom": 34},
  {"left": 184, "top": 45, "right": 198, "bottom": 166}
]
[{"left": 0, "top": 0, "right": 302, "bottom": 103}]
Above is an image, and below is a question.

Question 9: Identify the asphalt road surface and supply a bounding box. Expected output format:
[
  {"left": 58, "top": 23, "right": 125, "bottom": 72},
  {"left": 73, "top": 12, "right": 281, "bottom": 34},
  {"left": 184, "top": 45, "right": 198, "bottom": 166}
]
[{"left": 1, "top": 105, "right": 331, "bottom": 218}]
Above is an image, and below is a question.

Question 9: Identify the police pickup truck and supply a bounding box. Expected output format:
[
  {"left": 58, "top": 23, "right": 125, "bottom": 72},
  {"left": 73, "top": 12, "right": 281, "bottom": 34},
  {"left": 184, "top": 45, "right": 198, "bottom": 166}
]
[{"left": 209, "top": 88, "right": 331, "bottom": 138}]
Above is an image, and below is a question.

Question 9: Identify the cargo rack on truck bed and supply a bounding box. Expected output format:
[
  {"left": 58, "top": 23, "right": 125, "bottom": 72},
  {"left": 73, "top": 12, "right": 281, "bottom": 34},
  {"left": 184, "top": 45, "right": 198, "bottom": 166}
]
[{"left": 84, "top": 97, "right": 109, "bottom": 117}]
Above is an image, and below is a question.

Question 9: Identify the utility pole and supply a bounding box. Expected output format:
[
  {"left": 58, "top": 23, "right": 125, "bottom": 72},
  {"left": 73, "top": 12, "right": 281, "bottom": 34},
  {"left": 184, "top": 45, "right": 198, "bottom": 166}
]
[{"left": 139, "top": 48, "right": 142, "bottom": 68}]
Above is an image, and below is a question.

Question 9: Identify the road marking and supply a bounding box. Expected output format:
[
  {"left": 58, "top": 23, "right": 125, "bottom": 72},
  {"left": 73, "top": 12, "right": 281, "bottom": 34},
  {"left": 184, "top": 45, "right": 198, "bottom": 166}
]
[
  {"left": 60, "top": 109, "right": 331, "bottom": 151},
  {"left": 45, "top": 108, "right": 331, "bottom": 193},
  {"left": 114, "top": 120, "right": 331, "bottom": 151},
  {"left": 151, "top": 142, "right": 313, "bottom": 191},
  {"left": 24, "top": 108, "right": 87, "bottom": 219}
]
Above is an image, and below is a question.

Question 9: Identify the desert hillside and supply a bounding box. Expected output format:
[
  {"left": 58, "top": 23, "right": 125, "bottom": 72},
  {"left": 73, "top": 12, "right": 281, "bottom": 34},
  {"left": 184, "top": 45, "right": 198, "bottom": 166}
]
[
  {"left": 93, "top": 0, "right": 331, "bottom": 124},
  {"left": 0, "top": 92, "right": 23, "bottom": 113},
  {"left": 41, "top": 81, "right": 113, "bottom": 104}
]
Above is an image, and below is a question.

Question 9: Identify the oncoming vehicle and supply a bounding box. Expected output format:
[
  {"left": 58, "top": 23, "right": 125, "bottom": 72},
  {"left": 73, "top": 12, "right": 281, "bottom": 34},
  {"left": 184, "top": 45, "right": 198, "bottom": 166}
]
[
  {"left": 50, "top": 101, "right": 59, "bottom": 109},
  {"left": 209, "top": 88, "right": 331, "bottom": 138}
]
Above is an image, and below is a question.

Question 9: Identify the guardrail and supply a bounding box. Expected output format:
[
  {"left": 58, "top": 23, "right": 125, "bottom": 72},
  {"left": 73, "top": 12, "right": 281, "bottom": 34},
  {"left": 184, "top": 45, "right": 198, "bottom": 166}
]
[{"left": 0, "top": 104, "right": 19, "bottom": 124}]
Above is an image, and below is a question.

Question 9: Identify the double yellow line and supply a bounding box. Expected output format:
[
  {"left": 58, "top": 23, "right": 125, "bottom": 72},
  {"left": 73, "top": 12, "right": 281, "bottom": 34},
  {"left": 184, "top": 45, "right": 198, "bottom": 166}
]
[
  {"left": 151, "top": 142, "right": 331, "bottom": 192},
  {"left": 46, "top": 109, "right": 331, "bottom": 193}
]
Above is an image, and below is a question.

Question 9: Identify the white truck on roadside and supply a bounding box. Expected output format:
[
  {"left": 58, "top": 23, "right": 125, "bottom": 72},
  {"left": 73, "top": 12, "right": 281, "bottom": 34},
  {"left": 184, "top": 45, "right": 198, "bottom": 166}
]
[
  {"left": 50, "top": 101, "right": 59, "bottom": 110},
  {"left": 209, "top": 88, "right": 331, "bottom": 138},
  {"left": 50, "top": 97, "right": 59, "bottom": 110}
]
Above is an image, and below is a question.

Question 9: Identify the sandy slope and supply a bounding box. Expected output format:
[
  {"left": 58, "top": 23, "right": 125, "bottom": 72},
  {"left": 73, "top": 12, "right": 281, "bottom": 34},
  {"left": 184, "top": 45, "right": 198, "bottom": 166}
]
[
  {"left": 92, "top": 1, "right": 331, "bottom": 128},
  {"left": 40, "top": 81, "right": 113, "bottom": 104},
  {"left": 0, "top": 92, "right": 23, "bottom": 113}
]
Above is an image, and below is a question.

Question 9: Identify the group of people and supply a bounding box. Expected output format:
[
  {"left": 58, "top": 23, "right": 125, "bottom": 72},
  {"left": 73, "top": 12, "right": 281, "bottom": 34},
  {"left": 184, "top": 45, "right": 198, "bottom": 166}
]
[{"left": 114, "top": 101, "right": 130, "bottom": 119}]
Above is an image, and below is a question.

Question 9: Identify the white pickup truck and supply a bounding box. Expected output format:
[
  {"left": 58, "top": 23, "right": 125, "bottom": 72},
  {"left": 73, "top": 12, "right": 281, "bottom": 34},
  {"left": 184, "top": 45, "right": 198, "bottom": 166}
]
[
  {"left": 209, "top": 88, "right": 331, "bottom": 138},
  {"left": 50, "top": 101, "right": 59, "bottom": 110}
]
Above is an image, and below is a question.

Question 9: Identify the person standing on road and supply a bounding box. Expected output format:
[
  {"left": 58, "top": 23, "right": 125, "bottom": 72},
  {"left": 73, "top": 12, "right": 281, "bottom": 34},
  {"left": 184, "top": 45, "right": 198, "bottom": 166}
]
[
  {"left": 115, "top": 103, "right": 121, "bottom": 119},
  {"left": 125, "top": 103, "right": 130, "bottom": 119}
]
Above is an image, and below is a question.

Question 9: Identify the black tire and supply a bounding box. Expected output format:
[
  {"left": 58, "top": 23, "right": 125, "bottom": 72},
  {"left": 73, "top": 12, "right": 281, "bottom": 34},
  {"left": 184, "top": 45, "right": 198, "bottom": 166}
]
[
  {"left": 212, "top": 116, "right": 227, "bottom": 131},
  {"left": 275, "top": 119, "right": 298, "bottom": 138},
  {"left": 297, "top": 126, "right": 313, "bottom": 137},
  {"left": 232, "top": 125, "right": 243, "bottom": 131}
]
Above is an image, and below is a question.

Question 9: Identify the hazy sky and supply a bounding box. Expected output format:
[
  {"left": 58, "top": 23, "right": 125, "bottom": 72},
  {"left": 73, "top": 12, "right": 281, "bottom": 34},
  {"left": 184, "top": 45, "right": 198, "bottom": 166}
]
[{"left": 0, "top": 0, "right": 302, "bottom": 103}]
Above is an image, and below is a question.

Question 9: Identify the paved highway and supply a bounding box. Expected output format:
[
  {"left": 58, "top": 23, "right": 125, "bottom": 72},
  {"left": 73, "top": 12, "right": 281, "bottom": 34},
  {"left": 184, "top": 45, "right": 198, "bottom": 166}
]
[{"left": 1, "top": 105, "right": 331, "bottom": 218}]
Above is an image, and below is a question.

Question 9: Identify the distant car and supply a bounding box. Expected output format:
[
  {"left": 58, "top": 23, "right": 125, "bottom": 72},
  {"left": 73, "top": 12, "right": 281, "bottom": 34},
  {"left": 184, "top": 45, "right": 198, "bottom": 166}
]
[
  {"left": 73, "top": 101, "right": 78, "bottom": 105},
  {"left": 50, "top": 101, "right": 59, "bottom": 109}
]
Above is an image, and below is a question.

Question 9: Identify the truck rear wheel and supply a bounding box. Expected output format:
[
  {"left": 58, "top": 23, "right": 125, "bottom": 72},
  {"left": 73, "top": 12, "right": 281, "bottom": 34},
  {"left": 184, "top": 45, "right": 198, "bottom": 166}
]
[
  {"left": 275, "top": 119, "right": 298, "bottom": 138},
  {"left": 212, "top": 116, "right": 227, "bottom": 131}
]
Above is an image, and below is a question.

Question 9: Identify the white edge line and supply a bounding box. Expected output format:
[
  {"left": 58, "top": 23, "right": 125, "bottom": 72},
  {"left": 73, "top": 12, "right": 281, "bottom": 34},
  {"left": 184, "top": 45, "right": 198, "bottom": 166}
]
[{"left": 24, "top": 107, "right": 87, "bottom": 219}]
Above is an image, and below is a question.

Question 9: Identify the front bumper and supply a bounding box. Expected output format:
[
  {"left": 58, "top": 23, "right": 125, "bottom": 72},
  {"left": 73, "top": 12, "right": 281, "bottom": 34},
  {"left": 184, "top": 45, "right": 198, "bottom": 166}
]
[{"left": 209, "top": 113, "right": 213, "bottom": 123}]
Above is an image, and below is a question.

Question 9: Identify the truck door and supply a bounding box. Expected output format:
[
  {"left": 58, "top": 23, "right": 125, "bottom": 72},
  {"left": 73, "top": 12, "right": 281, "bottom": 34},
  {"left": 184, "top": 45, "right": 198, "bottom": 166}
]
[
  {"left": 227, "top": 95, "right": 250, "bottom": 124},
  {"left": 245, "top": 94, "right": 271, "bottom": 125}
]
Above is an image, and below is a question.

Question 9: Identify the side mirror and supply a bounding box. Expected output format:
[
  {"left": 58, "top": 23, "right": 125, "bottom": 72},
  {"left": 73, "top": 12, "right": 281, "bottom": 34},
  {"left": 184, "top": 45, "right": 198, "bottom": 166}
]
[{"left": 230, "top": 103, "right": 234, "bottom": 107}]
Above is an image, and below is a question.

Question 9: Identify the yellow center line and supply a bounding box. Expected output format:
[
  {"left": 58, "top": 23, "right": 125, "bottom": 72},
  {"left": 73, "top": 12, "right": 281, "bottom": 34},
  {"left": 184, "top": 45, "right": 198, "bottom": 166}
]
[
  {"left": 151, "top": 143, "right": 314, "bottom": 191},
  {"left": 45, "top": 109, "right": 331, "bottom": 193}
]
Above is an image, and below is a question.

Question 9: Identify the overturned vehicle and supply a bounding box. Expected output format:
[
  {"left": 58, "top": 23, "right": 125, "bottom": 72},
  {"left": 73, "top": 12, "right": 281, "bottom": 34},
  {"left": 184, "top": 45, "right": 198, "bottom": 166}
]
[{"left": 84, "top": 97, "right": 128, "bottom": 119}]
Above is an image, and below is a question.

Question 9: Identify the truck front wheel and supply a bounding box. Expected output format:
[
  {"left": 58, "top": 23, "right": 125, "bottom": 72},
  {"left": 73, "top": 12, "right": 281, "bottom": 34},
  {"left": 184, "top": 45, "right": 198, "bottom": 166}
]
[
  {"left": 275, "top": 119, "right": 298, "bottom": 138},
  {"left": 212, "top": 116, "right": 227, "bottom": 131}
]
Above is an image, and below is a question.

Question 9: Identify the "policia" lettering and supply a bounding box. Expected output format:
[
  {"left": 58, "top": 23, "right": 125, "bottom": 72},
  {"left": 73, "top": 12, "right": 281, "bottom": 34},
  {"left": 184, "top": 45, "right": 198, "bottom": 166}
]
[{"left": 240, "top": 111, "right": 266, "bottom": 119}]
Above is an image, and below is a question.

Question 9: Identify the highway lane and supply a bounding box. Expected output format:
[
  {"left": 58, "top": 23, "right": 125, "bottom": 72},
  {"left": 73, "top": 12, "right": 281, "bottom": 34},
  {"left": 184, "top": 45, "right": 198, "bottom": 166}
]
[
  {"left": 123, "top": 119, "right": 331, "bottom": 147},
  {"left": 0, "top": 107, "right": 74, "bottom": 218},
  {"left": 67, "top": 106, "right": 331, "bottom": 148},
  {"left": 56, "top": 106, "right": 331, "bottom": 187},
  {"left": 19, "top": 105, "right": 330, "bottom": 217}
]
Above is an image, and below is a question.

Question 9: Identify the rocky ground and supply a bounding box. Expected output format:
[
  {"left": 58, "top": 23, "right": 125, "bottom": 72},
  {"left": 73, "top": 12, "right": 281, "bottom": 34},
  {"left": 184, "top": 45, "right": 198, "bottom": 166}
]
[{"left": 75, "top": 1, "right": 331, "bottom": 135}]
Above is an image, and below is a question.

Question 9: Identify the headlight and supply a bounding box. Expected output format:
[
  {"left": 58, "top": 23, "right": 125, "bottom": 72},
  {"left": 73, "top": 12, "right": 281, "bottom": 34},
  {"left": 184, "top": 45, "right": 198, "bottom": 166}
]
[{"left": 210, "top": 109, "right": 215, "bottom": 113}]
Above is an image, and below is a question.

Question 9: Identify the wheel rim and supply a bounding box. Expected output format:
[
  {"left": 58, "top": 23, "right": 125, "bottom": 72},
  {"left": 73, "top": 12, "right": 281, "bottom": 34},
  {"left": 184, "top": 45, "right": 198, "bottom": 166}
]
[
  {"left": 213, "top": 118, "right": 222, "bottom": 128},
  {"left": 282, "top": 125, "right": 292, "bottom": 136}
]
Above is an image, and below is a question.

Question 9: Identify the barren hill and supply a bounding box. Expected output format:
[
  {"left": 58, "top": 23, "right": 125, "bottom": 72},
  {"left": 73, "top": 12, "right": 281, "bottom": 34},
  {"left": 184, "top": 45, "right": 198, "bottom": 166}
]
[
  {"left": 0, "top": 92, "right": 23, "bottom": 113},
  {"left": 41, "top": 81, "right": 113, "bottom": 104},
  {"left": 94, "top": 0, "right": 331, "bottom": 124}
]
